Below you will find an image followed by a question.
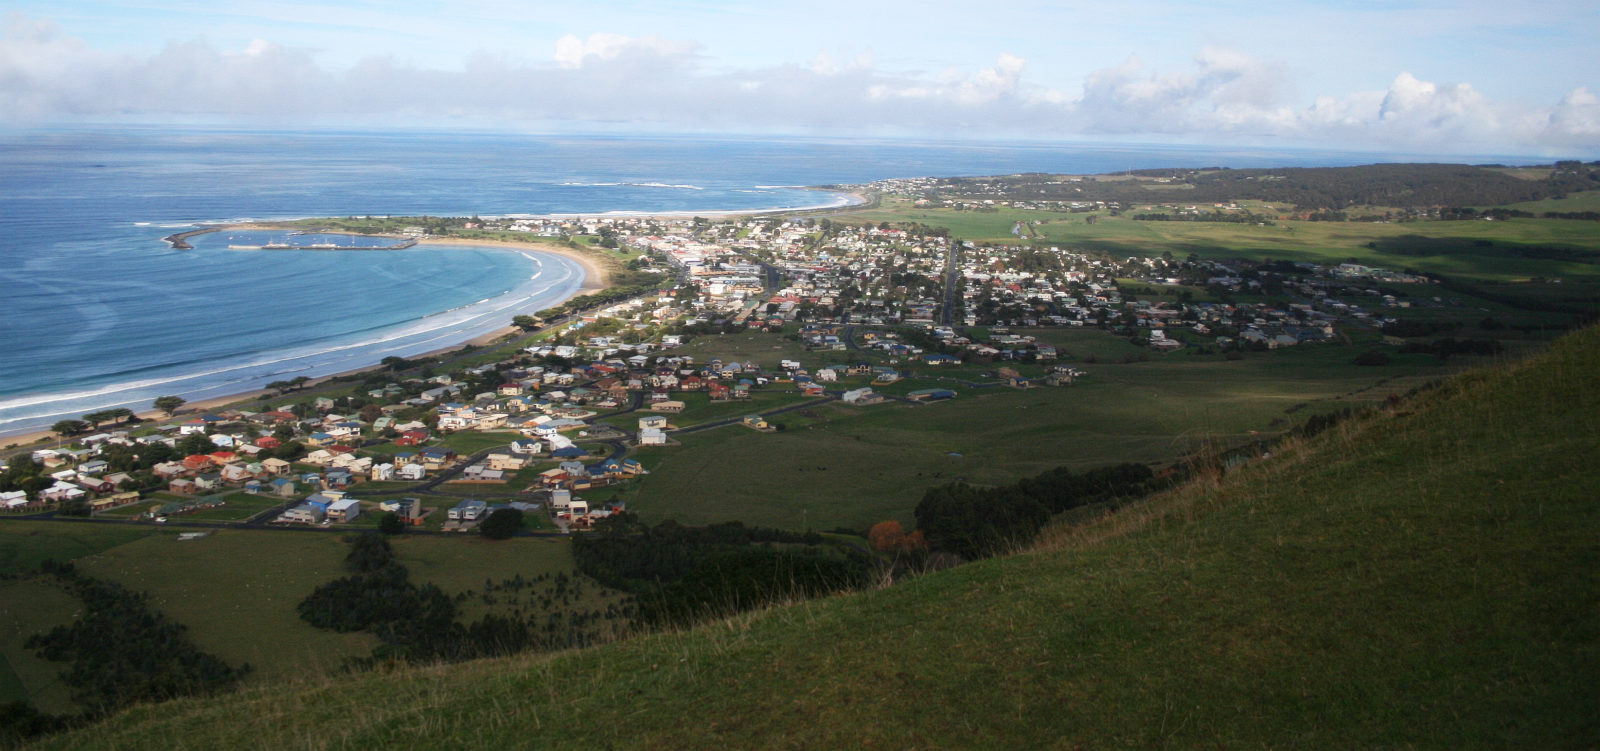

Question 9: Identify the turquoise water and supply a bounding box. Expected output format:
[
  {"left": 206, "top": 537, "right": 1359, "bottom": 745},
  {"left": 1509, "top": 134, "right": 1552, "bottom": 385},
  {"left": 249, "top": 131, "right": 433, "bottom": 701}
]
[{"left": 0, "top": 127, "right": 1513, "bottom": 435}]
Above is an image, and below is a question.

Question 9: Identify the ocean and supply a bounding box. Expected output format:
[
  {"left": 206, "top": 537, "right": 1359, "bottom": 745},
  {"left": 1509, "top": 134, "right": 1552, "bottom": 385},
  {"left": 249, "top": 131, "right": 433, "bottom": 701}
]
[{"left": 0, "top": 127, "right": 1530, "bottom": 436}]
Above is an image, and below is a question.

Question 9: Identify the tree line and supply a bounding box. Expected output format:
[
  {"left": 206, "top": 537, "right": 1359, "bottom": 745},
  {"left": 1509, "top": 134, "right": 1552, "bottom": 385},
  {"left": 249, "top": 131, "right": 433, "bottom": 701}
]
[
  {"left": 571, "top": 515, "right": 872, "bottom": 627},
  {"left": 950, "top": 162, "right": 1600, "bottom": 211},
  {"left": 914, "top": 463, "right": 1162, "bottom": 560},
  {"left": 296, "top": 534, "right": 632, "bottom": 668}
]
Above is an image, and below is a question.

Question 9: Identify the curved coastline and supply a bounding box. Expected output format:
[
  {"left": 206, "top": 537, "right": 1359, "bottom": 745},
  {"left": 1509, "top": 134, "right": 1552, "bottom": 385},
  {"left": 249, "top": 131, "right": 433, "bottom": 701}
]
[
  {"left": 0, "top": 189, "right": 864, "bottom": 445},
  {"left": 0, "top": 239, "right": 595, "bottom": 444}
]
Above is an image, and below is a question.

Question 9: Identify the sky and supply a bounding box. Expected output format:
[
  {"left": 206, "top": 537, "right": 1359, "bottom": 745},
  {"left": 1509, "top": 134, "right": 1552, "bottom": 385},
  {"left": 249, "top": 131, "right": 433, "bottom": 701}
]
[{"left": 1, "top": 1, "right": 1597, "bottom": 157}]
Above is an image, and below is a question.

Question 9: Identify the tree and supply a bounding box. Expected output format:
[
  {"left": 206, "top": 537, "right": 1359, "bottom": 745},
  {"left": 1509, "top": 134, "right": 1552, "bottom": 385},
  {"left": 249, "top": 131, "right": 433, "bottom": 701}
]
[
  {"left": 380, "top": 356, "right": 409, "bottom": 372},
  {"left": 1354, "top": 350, "right": 1391, "bottom": 366},
  {"left": 178, "top": 433, "right": 215, "bottom": 456},
  {"left": 479, "top": 508, "right": 524, "bottom": 540},
  {"left": 868, "top": 520, "right": 907, "bottom": 552},
  {"left": 378, "top": 512, "right": 406, "bottom": 535},
  {"left": 153, "top": 396, "right": 186, "bottom": 417},
  {"left": 52, "top": 420, "right": 89, "bottom": 437},
  {"left": 512, "top": 315, "right": 539, "bottom": 331}
]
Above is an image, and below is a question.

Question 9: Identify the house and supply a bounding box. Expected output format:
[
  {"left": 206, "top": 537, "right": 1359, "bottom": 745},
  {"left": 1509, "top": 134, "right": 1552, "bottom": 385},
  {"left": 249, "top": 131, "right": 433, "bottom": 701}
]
[
  {"left": 371, "top": 463, "right": 395, "bottom": 482},
  {"left": 153, "top": 461, "right": 190, "bottom": 480},
  {"left": 271, "top": 478, "right": 297, "bottom": 497},
  {"left": 261, "top": 458, "right": 292, "bottom": 476},
  {"left": 460, "top": 465, "right": 505, "bottom": 483},
  {"left": 651, "top": 400, "right": 686, "bottom": 414},
  {"left": 842, "top": 387, "right": 884, "bottom": 405},
  {"left": 92, "top": 491, "right": 140, "bottom": 510},
  {"left": 169, "top": 478, "right": 197, "bottom": 495},
  {"left": 539, "top": 468, "right": 569, "bottom": 488},
  {"left": 103, "top": 472, "right": 135, "bottom": 490},
  {"left": 281, "top": 503, "right": 324, "bottom": 524},
  {"left": 509, "top": 439, "right": 543, "bottom": 456},
  {"left": 42, "top": 482, "right": 86, "bottom": 503},
  {"left": 75, "top": 476, "right": 114, "bottom": 493},
  {"left": 396, "top": 429, "right": 431, "bottom": 446},
  {"left": 397, "top": 463, "right": 427, "bottom": 481},
  {"left": 742, "top": 415, "right": 769, "bottom": 430},
  {"left": 486, "top": 453, "right": 529, "bottom": 472},
  {"left": 639, "top": 427, "right": 667, "bottom": 446},
  {"left": 448, "top": 499, "right": 488, "bottom": 521},
  {"left": 326, "top": 498, "right": 361, "bottom": 523},
  {"left": 219, "top": 464, "right": 255, "bottom": 484},
  {"left": 420, "top": 448, "right": 457, "bottom": 469},
  {"left": 551, "top": 446, "right": 586, "bottom": 460}
]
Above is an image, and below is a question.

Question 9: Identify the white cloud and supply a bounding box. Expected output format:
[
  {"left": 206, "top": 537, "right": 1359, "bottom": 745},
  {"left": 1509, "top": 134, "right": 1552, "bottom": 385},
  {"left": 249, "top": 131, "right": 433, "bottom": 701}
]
[
  {"left": 1544, "top": 87, "right": 1600, "bottom": 141},
  {"left": 552, "top": 33, "right": 698, "bottom": 70},
  {"left": 0, "top": 14, "right": 1592, "bottom": 156}
]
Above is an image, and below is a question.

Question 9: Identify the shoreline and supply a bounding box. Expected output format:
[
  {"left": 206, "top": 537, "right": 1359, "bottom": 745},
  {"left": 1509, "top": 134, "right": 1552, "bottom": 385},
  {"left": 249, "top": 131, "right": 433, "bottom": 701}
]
[
  {"left": 0, "top": 190, "right": 868, "bottom": 447},
  {"left": 0, "top": 236, "right": 612, "bottom": 448}
]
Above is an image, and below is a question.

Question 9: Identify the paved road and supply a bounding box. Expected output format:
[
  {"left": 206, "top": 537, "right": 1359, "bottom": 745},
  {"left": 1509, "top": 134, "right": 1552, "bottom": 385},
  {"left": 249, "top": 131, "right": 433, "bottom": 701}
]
[{"left": 941, "top": 242, "right": 959, "bottom": 326}]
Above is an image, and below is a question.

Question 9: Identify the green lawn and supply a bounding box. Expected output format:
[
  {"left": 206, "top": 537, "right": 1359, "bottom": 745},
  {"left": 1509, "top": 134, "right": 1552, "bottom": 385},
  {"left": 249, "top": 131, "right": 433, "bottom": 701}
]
[
  {"left": 73, "top": 530, "right": 378, "bottom": 693},
  {"left": 436, "top": 431, "right": 518, "bottom": 455},
  {"left": 0, "top": 579, "right": 84, "bottom": 713},
  {"left": 619, "top": 332, "right": 1465, "bottom": 532},
  {"left": 0, "top": 522, "right": 157, "bottom": 575},
  {"left": 182, "top": 492, "right": 289, "bottom": 523}
]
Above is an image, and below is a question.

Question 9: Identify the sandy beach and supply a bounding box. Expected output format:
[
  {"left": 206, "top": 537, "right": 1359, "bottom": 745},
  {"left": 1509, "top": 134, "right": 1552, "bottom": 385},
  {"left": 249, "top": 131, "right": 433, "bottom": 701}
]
[
  {"left": 0, "top": 234, "right": 614, "bottom": 449},
  {"left": 0, "top": 191, "right": 868, "bottom": 449}
]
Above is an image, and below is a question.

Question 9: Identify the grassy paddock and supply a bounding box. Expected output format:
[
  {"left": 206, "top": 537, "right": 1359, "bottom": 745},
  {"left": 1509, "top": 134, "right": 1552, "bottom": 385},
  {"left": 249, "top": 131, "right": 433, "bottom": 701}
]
[
  {"left": 35, "top": 325, "right": 1598, "bottom": 750},
  {"left": 621, "top": 334, "right": 1463, "bottom": 531}
]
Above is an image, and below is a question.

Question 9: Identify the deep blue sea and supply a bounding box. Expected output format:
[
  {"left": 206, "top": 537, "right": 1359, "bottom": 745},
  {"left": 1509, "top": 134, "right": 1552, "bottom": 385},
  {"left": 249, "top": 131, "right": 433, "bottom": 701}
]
[{"left": 0, "top": 127, "right": 1536, "bottom": 436}]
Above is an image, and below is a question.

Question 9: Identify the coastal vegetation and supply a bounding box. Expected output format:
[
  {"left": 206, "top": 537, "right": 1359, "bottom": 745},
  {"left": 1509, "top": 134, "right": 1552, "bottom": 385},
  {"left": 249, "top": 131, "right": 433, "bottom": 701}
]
[
  {"left": 3, "top": 163, "right": 1597, "bottom": 746},
  {"left": 21, "top": 308, "right": 1598, "bottom": 751}
]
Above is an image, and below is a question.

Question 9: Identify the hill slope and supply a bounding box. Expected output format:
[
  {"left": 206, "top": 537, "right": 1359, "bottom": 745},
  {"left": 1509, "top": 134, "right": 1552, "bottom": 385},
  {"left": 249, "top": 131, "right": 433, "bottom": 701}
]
[{"left": 39, "top": 328, "right": 1600, "bottom": 749}]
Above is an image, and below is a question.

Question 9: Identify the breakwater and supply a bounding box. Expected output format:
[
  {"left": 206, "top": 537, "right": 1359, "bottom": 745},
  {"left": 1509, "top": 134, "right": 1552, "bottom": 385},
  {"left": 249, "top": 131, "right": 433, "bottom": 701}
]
[{"left": 161, "top": 228, "right": 220, "bottom": 249}]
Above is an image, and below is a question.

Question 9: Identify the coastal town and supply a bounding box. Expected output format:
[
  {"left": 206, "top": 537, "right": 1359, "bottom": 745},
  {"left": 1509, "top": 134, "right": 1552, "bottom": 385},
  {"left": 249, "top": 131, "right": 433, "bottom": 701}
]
[{"left": 1, "top": 193, "right": 1454, "bottom": 535}]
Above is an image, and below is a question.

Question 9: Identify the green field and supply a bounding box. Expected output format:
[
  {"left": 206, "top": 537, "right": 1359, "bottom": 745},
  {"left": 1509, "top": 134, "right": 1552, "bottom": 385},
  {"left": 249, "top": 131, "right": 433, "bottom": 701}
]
[
  {"left": 1495, "top": 189, "right": 1600, "bottom": 213},
  {"left": 0, "top": 523, "right": 157, "bottom": 575},
  {"left": 35, "top": 319, "right": 1598, "bottom": 751},
  {"left": 839, "top": 199, "right": 1600, "bottom": 284},
  {"left": 0, "top": 579, "right": 84, "bottom": 712},
  {"left": 617, "top": 330, "right": 1471, "bottom": 531},
  {"left": 0, "top": 522, "right": 623, "bottom": 713}
]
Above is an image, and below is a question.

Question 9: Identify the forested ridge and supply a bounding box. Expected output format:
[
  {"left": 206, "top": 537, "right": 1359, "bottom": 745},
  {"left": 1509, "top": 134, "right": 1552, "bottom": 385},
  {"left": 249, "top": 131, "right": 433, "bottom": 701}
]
[{"left": 945, "top": 161, "right": 1600, "bottom": 210}]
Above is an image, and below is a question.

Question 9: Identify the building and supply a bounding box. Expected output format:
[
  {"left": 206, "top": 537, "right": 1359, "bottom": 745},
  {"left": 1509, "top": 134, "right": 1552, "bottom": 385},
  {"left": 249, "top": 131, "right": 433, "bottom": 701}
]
[{"left": 327, "top": 498, "right": 362, "bottom": 523}]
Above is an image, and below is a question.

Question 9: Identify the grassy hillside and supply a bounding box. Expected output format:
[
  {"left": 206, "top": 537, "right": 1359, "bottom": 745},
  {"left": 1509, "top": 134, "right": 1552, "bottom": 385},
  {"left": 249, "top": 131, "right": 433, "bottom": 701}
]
[{"left": 35, "top": 326, "right": 1599, "bottom": 749}]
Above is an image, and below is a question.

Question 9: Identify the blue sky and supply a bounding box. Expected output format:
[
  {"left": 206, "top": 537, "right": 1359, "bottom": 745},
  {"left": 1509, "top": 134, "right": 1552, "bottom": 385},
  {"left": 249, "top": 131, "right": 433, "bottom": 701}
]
[{"left": 2, "top": 1, "right": 1596, "bottom": 156}]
